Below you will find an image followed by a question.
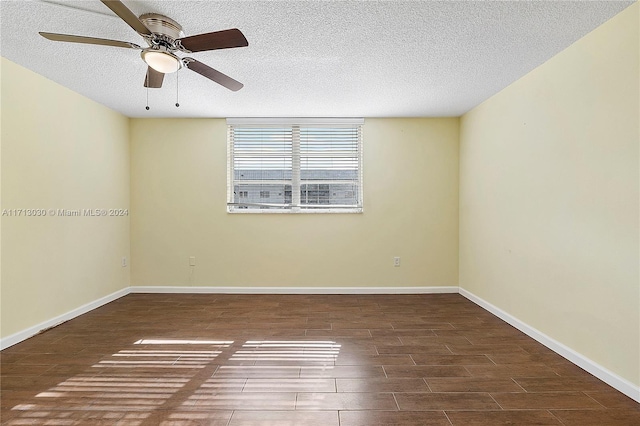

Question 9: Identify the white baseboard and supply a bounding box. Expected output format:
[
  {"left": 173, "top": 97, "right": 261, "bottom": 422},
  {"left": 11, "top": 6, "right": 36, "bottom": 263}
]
[
  {"left": 0, "top": 287, "right": 129, "bottom": 350},
  {"left": 129, "top": 285, "right": 460, "bottom": 294},
  {"left": 459, "top": 287, "right": 640, "bottom": 403}
]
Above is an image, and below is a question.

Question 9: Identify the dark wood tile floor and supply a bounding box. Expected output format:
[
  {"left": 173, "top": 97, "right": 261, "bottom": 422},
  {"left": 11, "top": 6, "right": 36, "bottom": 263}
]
[{"left": 1, "top": 293, "right": 639, "bottom": 425}]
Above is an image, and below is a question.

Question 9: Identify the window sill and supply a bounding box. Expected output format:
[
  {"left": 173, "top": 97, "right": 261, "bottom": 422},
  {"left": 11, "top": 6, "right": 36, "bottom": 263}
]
[{"left": 227, "top": 208, "right": 363, "bottom": 214}]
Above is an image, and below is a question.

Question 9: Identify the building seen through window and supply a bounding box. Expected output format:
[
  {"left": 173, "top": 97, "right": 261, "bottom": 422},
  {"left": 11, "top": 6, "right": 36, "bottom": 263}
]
[{"left": 233, "top": 170, "right": 359, "bottom": 207}]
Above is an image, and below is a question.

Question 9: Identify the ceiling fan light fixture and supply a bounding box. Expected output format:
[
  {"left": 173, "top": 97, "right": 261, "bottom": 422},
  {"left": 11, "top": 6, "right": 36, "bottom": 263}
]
[{"left": 141, "top": 47, "right": 182, "bottom": 73}]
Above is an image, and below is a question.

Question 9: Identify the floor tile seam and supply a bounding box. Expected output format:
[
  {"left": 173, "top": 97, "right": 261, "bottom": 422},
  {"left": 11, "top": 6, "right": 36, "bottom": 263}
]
[
  {"left": 550, "top": 407, "right": 640, "bottom": 412},
  {"left": 391, "top": 392, "right": 401, "bottom": 411},
  {"left": 441, "top": 410, "right": 454, "bottom": 425},
  {"left": 490, "top": 390, "right": 581, "bottom": 395},
  {"left": 491, "top": 390, "right": 620, "bottom": 397},
  {"left": 484, "top": 354, "right": 499, "bottom": 366},
  {"left": 422, "top": 377, "right": 434, "bottom": 392},
  {"left": 238, "top": 377, "right": 249, "bottom": 392},
  {"left": 501, "top": 388, "right": 607, "bottom": 394},
  {"left": 488, "top": 392, "right": 504, "bottom": 410},
  {"left": 224, "top": 410, "right": 234, "bottom": 426},
  {"left": 443, "top": 408, "right": 551, "bottom": 412},
  {"left": 461, "top": 365, "right": 472, "bottom": 378},
  {"left": 546, "top": 409, "right": 568, "bottom": 425},
  {"left": 580, "top": 390, "right": 609, "bottom": 409},
  {"left": 510, "top": 377, "right": 529, "bottom": 393},
  {"left": 443, "top": 344, "right": 456, "bottom": 355}
]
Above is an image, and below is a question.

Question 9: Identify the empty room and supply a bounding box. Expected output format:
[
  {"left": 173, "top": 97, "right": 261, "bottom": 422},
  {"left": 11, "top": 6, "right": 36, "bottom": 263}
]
[{"left": 1, "top": 1, "right": 639, "bottom": 425}]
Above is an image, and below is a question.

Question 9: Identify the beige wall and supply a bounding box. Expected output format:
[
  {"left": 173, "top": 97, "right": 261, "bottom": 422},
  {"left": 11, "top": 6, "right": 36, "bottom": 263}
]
[
  {"left": 459, "top": 3, "right": 639, "bottom": 387},
  {"left": 1, "top": 58, "right": 130, "bottom": 338},
  {"left": 130, "top": 118, "right": 459, "bottom": 288}
]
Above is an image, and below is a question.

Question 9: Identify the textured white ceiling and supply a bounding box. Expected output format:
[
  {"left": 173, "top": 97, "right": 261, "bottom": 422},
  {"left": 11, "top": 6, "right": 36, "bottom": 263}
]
[{"left": 0, "top": 0, "right": 634, "bottom": 118}]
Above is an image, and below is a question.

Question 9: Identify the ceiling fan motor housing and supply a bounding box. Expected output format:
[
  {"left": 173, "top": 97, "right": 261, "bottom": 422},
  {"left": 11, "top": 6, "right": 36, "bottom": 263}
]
[{"left": 139, "top": 13, "right": 185, "bottom": 47}]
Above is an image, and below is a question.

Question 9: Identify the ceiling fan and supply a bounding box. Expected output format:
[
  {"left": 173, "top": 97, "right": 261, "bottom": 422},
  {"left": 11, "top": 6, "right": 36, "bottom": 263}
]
[{"left": 39, "top": 0, "right": 248, "bottom": 91}]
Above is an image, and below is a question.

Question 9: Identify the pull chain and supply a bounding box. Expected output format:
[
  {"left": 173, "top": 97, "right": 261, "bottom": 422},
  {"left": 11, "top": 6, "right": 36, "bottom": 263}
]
[
  {"left": 175, "top": 71, "right": 180, "bottom": 108},
  {"left": 145, "top": 68, "right": 150, "bottom": 111}
]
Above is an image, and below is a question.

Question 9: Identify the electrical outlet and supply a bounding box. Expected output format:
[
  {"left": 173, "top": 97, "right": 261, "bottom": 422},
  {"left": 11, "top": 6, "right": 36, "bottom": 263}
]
[
  {"left": 122, "top": 257, "right": 127, "bottom": 267},
  {"left": 189, "top": 256, "right": 196, "bottom": 266},
  {"left": 394, "top": 257, "right": 401, "bottom": 267}
]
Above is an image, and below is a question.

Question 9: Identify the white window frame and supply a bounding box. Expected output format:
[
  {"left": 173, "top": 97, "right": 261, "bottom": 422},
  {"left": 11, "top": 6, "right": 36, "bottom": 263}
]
[{"left": 227, "top": 118, "right": 364, "bottom": 213}]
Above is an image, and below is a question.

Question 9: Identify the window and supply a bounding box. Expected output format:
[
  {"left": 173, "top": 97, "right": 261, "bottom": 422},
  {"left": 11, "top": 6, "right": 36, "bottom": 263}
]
[{"left": 227, "top": 118, "right": 363, "bottom": 213}]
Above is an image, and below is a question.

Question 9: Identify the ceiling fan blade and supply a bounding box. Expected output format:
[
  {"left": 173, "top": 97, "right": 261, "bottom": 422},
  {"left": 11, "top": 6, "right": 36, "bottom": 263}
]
[
  {"left": 144, "top": 67, "right": 164, "bottom": 88},
  {"left": 177, "top": 29, "right": 248, "bottom": 53},
  {"left": 39, "top": 32, "right": 141, "bottom": 49},
  {"left": 100, "top": 0, "right": 152, "bottom": 36},
  {"left": 183, "top": 58, "right": 243, "bottom": 91}
]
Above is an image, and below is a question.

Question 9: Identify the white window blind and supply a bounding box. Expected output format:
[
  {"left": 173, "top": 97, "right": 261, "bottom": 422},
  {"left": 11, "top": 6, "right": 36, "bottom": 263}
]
[{"left": 227, "top": 118, "right": 363, "bottom": 213}]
